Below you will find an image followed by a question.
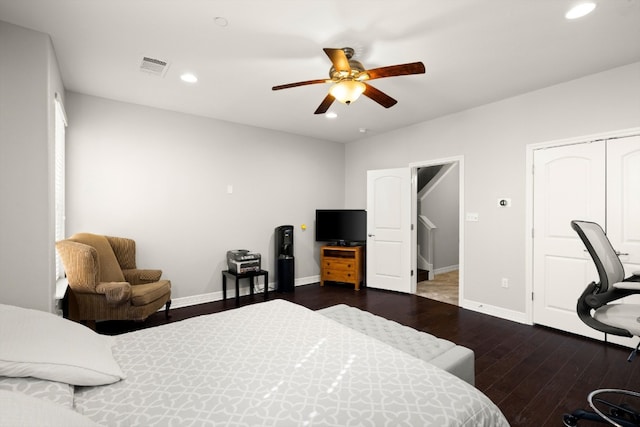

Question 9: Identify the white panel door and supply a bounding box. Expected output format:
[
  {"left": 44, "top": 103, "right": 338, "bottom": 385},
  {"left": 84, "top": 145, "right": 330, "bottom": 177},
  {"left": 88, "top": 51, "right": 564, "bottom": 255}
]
[
  {"left": 532, "top": 141, "right": 606, "bottom": 339},
  {"left": 606, "top": 135, "right": 640, "bottom": 349},
  {"left": 366, "top": 168, "right": 412, "bottom": 293}
]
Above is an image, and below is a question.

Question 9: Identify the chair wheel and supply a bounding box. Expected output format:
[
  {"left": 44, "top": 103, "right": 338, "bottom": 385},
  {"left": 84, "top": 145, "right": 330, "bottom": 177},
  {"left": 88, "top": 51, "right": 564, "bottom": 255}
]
[{"left": 563, "top": 414, "right": 578, "bottom": 426}]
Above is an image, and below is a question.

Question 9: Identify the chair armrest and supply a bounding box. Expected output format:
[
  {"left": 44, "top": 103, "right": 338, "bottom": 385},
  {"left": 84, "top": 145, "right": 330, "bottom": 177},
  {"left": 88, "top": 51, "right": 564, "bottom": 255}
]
[
  {"left": 95, "top": 282, "right": 131, "bottom": 304},
  {"left": 122, "top": 269, "right": 162, "bottom": 285},
  {"left": 613, "top": 281, "right": 640, "bottom": 291},
  {"left": 55, "top": 240, "right": 99, "bottom": 293}
]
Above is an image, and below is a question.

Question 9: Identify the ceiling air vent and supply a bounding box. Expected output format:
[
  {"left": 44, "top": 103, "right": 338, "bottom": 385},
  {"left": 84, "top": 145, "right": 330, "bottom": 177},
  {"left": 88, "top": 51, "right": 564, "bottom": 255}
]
[{"left": 140, "top": 56, "right": 170, "bottom": 77}]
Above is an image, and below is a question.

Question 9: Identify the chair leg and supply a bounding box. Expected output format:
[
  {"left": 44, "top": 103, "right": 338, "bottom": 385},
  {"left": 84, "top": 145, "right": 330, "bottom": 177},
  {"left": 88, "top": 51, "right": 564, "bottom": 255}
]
[{"left": 165, "top": 300, "right": 172, "bottom": 319}]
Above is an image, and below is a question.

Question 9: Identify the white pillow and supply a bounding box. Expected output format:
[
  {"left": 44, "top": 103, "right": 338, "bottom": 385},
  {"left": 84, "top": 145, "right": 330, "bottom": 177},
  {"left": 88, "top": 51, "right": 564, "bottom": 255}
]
[
  {"left": 0, "top": 304, "right": 125, "bottom": 386},
  {"left": 0, "top": 389, "right": 101, "bottom": 426}
]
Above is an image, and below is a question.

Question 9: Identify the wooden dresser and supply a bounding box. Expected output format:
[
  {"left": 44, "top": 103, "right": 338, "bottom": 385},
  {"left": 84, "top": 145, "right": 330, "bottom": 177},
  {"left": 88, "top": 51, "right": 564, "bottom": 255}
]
[{"left": 320, "top": 245, "right": 365, "bottom": 290}]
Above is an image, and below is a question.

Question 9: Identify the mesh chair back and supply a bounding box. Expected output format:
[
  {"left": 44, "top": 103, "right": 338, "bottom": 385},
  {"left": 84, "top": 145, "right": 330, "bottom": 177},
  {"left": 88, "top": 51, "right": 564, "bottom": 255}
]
[{"left": 571, "top": 220, "right": 625, "bottom": 292}]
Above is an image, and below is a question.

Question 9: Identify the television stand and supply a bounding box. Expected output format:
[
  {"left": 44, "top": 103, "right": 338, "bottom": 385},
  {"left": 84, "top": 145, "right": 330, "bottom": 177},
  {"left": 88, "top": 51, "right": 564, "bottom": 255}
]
[{"left": 320, "top": 245, "right": 364, "bottom": 290}]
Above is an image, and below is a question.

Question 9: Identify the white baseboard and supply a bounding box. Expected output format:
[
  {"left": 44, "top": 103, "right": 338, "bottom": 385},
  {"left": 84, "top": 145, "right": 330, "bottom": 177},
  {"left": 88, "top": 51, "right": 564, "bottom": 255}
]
[
  {"left": 460, "top": 298, "right": 529, "bottom": 325},
  {"left": 433, "top": 264, "right": 459, "bottom": 275},
  {"left": 167, "top": 275, "right": 320, "bottom": 310}
]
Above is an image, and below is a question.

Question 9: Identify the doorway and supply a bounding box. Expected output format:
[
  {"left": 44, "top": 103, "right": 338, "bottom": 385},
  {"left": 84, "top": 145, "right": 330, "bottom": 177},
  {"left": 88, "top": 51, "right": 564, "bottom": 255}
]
[{"left": 411, "top": 157, "right": 463, "bottom": 306}]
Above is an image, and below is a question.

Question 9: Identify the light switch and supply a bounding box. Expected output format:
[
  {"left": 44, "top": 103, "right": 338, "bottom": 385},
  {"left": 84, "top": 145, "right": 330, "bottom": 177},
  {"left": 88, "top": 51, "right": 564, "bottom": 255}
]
[
  {"left": 227, "top": 184, "right": 233, "bottom": 194},
  {"left": 466, "top": 212, "right": 479, "bottom": 222}
]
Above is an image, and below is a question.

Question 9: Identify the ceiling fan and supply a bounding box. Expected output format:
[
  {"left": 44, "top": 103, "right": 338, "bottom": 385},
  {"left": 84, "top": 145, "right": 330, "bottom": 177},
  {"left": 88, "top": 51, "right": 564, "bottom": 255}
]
[{"left": 272, "top": 47, "right": 426, "bottom": 114}]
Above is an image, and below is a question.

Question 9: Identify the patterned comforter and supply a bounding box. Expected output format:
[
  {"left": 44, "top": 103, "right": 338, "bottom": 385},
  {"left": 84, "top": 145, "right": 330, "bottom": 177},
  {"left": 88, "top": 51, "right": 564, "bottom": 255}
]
[{"left": 75, "top": 300, "right": 509, "bottom": 426}]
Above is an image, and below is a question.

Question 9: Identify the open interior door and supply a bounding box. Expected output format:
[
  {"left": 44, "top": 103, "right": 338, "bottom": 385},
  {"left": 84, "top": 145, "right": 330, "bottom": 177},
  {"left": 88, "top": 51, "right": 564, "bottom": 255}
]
[{"left": 366, "top": 168, "right": 412, "bottom": 293}]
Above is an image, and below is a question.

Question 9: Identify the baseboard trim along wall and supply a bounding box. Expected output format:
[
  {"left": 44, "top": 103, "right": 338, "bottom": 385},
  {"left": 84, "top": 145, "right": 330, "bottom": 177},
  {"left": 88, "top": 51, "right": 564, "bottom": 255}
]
[
  {"left": 460, "top": 298, "right": 529, "bottom": 325},
  {"left": 433, "top": 264, "right": 459, "bottom": 276},
  {"left": 168, "top": 275, "right": 529, "bottom": 327},
  {"left": 167, "top": 275, "right": 320, "bottom": 310}
]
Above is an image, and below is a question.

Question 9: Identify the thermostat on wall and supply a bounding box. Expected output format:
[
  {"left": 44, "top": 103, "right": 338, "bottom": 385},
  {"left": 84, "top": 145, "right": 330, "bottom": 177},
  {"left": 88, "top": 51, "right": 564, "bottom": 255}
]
[{"left": 498, "top": 198, "right": 512, "bottom": 207}]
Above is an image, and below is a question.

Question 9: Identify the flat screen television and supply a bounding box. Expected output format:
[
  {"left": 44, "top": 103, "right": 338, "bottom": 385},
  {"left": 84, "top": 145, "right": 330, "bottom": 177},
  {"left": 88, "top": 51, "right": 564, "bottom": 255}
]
[{"left": 315, "top": 209, "right": 367, "bottom": 245}]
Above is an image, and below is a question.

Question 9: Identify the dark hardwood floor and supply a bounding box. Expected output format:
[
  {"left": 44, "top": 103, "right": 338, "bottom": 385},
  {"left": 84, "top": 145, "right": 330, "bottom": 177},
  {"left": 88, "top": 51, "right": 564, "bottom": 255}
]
[{"left": 97, "top": 283, "right": 640, "bottom": 427}]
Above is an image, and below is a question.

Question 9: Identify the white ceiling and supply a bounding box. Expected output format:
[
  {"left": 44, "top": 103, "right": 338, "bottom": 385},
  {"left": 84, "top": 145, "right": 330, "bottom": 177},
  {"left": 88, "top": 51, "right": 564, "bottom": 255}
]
[{"left": 1, "top": 0, "right": 639, "bottom": 143}]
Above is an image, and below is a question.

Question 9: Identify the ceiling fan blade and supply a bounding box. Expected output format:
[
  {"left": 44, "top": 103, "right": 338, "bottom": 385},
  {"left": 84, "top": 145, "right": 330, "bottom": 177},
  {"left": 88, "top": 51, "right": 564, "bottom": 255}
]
[
  {"left": 323, "top": 48, "right": 351, "bottom": 73},
  {"left": 363, "top": 83, "right": 397, "bottom": 108},
  {"left": 314, "top": 94, "right": 336, "bottom": 114},
  {"left": 363, "top": 62, "right": 425, "bottom": 80},
  {"left": 272, "top": 79, "right": 327, "bottom": 91}
]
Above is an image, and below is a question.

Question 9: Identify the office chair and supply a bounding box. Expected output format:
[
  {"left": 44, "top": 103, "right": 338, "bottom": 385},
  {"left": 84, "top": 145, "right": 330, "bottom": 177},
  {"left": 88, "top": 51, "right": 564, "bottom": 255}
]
[{"left": 562, "top": 220, "right": 640, "bottom": 427}]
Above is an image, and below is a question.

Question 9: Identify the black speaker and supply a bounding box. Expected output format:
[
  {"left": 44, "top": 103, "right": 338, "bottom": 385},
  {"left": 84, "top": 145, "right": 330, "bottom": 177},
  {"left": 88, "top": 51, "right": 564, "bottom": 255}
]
[{"left": 275, "top": 225, "right": 295, "bottom": 292}]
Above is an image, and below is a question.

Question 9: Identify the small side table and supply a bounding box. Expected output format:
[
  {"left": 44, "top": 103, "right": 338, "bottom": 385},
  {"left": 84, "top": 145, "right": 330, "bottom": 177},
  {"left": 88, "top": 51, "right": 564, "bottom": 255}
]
[{"left": 222, "top": 269, "right": 269, "bottom": 306}]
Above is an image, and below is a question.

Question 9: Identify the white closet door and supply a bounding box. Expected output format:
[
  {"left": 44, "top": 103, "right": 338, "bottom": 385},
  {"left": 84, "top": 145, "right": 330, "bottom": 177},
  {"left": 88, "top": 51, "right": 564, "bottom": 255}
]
[
  {"left": 532, "top": 141, "right": 606, "bottom": 339},
  {"left": 606, "top": 135, "right": 640, "bottom": 349}
]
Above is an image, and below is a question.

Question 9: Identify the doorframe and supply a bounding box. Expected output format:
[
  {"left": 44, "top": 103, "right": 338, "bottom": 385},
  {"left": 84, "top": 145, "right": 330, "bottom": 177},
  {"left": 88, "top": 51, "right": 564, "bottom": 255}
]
[
  {"left": 409, "top": 155, "right": 464, "bottom": 303},
  {"left": 524, "top": 127, "right": 640, "bottom": 325}
]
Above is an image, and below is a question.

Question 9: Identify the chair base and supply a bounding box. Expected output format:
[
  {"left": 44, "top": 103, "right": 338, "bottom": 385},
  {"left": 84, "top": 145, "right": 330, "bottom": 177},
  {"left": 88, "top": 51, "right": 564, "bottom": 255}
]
[
  {"left": 563, "top": 389, "right": 640, "bottom": 427},
  {"left": 563, "top": 409, "right": 639, "bottom": 427}
]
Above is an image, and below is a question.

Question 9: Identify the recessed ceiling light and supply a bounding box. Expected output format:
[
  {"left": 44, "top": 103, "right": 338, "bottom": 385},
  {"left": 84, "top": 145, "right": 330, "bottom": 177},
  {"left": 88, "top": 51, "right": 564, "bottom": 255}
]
[
  {"left": 565, "top": 2, "right": 596, "bottom": 20},
  {"left": 325, "top": 112, "right": 338, "bottom": 119},
  {"left": 180, "top": 73, "right": 198, "bottom": 83}
]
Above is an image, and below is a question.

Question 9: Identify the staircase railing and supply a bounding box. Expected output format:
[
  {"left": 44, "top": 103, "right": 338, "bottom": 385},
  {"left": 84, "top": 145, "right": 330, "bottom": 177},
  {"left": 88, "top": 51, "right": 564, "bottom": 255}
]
[{"left": 418, "top": 214, "right": 436, "bottom": 280}]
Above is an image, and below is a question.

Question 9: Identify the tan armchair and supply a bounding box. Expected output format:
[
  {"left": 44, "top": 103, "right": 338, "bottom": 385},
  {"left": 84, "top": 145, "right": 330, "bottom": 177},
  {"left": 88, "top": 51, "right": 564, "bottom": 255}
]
[{"left": 56, "top": 233, "right": 171, "bottom": 325}]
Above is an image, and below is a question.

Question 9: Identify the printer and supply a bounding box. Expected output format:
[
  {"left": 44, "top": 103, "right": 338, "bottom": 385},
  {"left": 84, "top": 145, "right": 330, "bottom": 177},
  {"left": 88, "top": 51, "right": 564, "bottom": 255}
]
[{"left": 226, "top": 249, "right": 261, "bottom": 274}]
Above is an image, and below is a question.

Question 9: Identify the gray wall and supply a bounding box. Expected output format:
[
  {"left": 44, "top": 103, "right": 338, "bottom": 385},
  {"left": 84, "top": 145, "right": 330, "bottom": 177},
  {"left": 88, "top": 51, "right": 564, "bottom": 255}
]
[
  {"left": 422, "top": 164, "right": 459, "bottom": 271},
  {"left": 345, "top": 62, "right": 640, "bottom": 316},
  {"left": 65, "top": 93, "right": 345, "bottom": 303},
  {"left": 0, "top": 21, "right": 64, "bottom": 311},
  {"left": 2, "top": 18, "right": 638, "bottom": 319}
]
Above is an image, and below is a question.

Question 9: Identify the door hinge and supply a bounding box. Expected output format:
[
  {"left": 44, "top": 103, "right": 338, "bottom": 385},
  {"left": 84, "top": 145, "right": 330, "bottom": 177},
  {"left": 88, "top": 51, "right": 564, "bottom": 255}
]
[
  {"left": 411, "top": 270, "right": 414, "bottom": 277},
  {"left": 411, "top": 223, "right": 414, "bottom": 231},
  {"left": 531, "top": 292, "right": 534, "bottom": 301}
]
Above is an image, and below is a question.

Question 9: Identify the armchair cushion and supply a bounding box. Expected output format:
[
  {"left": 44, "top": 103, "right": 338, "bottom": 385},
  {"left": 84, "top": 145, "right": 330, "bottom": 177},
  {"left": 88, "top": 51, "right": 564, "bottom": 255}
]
[
  {"left": 69, "top": 233, "right": 125, "bottom": 283},
  {"left": 130, "top": 280, "right": 171, "bottom": 306}
]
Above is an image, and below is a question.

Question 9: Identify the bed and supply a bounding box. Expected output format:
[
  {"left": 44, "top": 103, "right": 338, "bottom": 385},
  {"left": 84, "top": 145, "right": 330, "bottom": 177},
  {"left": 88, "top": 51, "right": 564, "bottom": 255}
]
[{"left": 0, "top": 300, "right": 509, "bottom": 426}]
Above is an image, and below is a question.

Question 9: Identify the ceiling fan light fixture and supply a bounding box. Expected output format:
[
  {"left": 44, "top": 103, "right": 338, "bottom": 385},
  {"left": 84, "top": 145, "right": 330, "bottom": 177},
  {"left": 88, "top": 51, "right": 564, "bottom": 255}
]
[{"left": 329, "top": 80, "right": 366, "bottom": 105}]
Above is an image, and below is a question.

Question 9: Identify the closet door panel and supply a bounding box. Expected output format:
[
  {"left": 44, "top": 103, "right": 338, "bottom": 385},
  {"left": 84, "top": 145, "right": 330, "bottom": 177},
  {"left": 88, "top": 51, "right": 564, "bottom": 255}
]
[
  {"left": 607, "top": 135, "right": 640, "bottom": 349},
  {"left": 532, "top": 141, "right": 605, "bottom": 339},
  {"left": 607, "top": 135, "right": 640, "bottom": 275}
]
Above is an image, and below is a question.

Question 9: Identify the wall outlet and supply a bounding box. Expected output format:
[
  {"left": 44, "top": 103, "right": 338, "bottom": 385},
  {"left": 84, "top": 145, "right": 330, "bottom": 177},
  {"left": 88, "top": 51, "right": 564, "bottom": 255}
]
[{"left": 501, "top": 278, "right": 509, "bottom": 288}]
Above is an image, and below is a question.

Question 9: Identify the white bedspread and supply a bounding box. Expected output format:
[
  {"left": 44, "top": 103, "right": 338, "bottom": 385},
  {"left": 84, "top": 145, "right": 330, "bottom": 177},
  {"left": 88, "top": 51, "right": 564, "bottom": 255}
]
[{"left": 75, "top": 300, "right": 508, "bottom": 426}]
